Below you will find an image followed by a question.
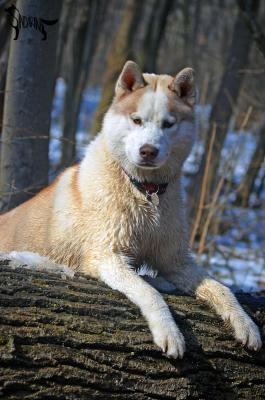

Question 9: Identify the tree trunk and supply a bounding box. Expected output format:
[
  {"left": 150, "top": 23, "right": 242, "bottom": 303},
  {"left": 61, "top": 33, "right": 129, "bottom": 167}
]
[
  {"left": 237, "top": 0, "right": 265, "bottom": 59},
  {"left": 190, "top": 1, "right": 259, "bottom": 228},
  {"left": 0, "top": 11, "right": 10, "bottom": 136},
  {"left": 54, "top": 0, "right": 72, "bottom": 79},
  {"left": 236, "top": 116, "right": 265, "bottom": 207},
  {"left": 60, "top": 0, "right": 101, "bottom": 167},
  {"left": 182, "top": 0, "right": 191, "bottom": 65},
  {"left": 0, "top": 260, "right": 264, "bottom": 399},
  {"left": 191, "top": 0, "right": 201, "bottom": 71},
  {"left": 91, "top": 0, "right": 144, "bottom": 136},
  {"left": 0, "top": 0, "right": 62, "bottom": 212},
  {"left": 138, "top": 0, "right": 174, "bottom": 72}
]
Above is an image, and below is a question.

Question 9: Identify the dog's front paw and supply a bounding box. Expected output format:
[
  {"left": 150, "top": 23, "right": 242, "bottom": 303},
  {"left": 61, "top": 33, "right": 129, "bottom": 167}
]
[
  {"left": 151, "top": 320, "right": 186, "bottom": 359},
  {"left": 230, "top": 313, "right": 262, "bottom": 351}
]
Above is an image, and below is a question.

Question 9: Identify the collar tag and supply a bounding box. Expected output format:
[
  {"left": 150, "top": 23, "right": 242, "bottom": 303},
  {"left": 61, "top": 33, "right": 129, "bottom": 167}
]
[{"left": 150, "top": 192, "right": 159, "bottom": 206}]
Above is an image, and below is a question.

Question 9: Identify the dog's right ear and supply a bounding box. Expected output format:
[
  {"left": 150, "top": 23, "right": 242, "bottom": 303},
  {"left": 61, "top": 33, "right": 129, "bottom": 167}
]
[
  {"left": 168, "top": 68, "right": 197, "bottom": 106},
  {"left": 115, "top": 61, "right": 146, "bottom": 97}
]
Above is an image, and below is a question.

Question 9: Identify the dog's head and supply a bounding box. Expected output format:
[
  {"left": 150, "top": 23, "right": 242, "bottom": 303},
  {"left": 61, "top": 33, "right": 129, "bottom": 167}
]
[{"left": 103, "top": 61, "right": 197, "bottom": 181}]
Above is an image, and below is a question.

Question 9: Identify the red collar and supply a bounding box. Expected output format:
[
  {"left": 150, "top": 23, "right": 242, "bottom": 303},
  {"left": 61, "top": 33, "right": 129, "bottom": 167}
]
[{"left": 123, "top": 169, "right": 168, "bottom": 200}]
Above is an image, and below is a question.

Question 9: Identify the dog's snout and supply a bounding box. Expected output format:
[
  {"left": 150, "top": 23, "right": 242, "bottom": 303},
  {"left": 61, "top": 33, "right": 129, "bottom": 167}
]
[{"left": 139, "top": 144, "right": 159, "bottom": 161}]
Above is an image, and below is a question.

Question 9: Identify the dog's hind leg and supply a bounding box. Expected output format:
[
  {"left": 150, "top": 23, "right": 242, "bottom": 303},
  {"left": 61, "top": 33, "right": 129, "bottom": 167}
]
[
  {"left": 95, "top": 255, "right": 185, "bottom": 359},
  {"left": 164, "top": 261, "right": 262, "bottom": 351}
]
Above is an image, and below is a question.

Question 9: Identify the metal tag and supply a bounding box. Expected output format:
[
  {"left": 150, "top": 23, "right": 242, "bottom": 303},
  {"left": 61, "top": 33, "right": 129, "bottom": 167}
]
[{"left": 150, "top": 193, "right": 159, "bottom": 206}]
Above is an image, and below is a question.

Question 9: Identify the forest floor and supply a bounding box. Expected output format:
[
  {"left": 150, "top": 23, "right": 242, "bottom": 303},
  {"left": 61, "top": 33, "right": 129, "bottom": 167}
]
[{"left": 49, "top": 79, "right": 265, "bottom": 292}]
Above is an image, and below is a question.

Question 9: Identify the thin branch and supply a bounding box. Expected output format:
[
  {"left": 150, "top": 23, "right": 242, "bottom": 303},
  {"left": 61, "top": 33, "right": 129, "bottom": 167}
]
[{"left": 190, "top": 124, "right": 217, "bottom": 247}]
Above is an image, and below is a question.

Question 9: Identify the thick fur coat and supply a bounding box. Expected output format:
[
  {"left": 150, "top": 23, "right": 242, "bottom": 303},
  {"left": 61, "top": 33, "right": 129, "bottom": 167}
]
[{"left": 0, "top": 61, "right": 261, "bottom": 358}]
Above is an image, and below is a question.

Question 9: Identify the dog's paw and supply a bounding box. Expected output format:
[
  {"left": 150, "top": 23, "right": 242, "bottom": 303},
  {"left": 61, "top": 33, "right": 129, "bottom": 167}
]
[
  {"left": 151, "top": 320, "right": 186, "bottom": 359},
  {"left": 230, "top": 313, "right": 262, "bottom": 351}
]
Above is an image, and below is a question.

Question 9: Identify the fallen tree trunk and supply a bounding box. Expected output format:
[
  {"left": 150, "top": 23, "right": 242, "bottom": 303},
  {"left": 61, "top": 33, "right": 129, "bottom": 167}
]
[{"left": 0, "top": 260, "right": 264, "bottom": 399}]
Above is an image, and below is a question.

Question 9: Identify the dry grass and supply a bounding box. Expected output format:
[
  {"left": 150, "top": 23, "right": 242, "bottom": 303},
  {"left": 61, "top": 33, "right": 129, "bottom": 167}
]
[{"left": 190, "top": 123, "right": 216, "bottom": 247}]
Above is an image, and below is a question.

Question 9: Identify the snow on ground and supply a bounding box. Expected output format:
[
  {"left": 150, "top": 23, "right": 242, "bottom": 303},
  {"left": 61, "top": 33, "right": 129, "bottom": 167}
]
[
  {"left": 49, "top": 79, "right": 265, "bottom": 291},
  {"left": 184, "top": 105, "right": 265, "bottom": 290},
  {"left": 198, "top": 206, "right": 265, "bottom": 291},
  {"left": 0, "top": 251, "right": 75, "bottom": 279}
]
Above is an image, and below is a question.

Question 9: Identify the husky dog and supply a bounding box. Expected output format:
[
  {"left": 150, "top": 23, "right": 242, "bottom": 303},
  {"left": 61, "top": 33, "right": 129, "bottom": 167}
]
[{"left": 0, "top": 61, "right": 261, "bottom": 358}]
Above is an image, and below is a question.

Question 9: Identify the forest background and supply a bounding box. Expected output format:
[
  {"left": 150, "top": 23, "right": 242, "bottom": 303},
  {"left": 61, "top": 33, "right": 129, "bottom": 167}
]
[{"left": 0, "top": 0, "right": 264, "bottom": 290}]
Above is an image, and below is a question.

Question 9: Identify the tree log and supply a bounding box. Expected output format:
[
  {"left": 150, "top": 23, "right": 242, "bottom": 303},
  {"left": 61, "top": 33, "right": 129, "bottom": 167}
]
[
  {"left": 0, "top": 0, "right": 62, "bottom": 212},
  {"left": 0, "top": 260, "right": 264, "bottom": 399}
]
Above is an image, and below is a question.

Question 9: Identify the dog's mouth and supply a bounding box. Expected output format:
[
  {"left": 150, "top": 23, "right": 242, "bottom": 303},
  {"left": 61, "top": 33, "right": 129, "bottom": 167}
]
[{"left": 136, "top": 162, "right": 160, "bottom": 170}]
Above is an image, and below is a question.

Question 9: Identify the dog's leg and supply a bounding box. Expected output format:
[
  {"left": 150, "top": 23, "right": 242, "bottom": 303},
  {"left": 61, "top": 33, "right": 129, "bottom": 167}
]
[
  {"left": 96, "top": 256, "right": 185, "bottom": 358},
  {"left": 165, "top": 262, "right": 262, "bottom": 351}
]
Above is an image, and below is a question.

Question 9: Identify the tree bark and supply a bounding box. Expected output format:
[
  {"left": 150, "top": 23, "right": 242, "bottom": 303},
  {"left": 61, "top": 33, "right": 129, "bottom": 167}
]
[
  {"left": 0, "top": 260, "right": 264, "bottom": 399},
  {"left": 0, "top": 0, "right": 62, "bottom": 212},
  {"left": 138, "top": 0, "right": 174, "bottom": 73},
  {"left": 191, "top": 0, "right": 201, "bottom": 71},
  {"left": 182, "top": 0, "right": 191, "bottom": 65},
  {"left": 0, "top": 11, "right": 10, "bottom": 136},
  {"left": 60, "top": 0, "right": 101, "bottom": 167},
  {"left": 54, "top": 0, "right": 72, "bottom": 80},
  {"left": 91, "top": 0, "right": 144, "bottom": 136},
  {"left": 237, "top": 0, "right": 265, "bottom": 60}
]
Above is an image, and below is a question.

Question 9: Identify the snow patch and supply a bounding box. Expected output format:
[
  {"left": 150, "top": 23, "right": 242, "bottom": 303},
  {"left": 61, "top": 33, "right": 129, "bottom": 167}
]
[{"left": 0, "top": 251, "right": 75, "bottom": 279}]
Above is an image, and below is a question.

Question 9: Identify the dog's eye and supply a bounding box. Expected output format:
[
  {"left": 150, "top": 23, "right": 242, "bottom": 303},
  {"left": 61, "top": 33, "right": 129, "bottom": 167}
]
[
  {"left": 132, "top": 117, "right": 142, "bottom": 125},
  {"left": 162, "top": 120, "right": 175, "bottom": 129}
]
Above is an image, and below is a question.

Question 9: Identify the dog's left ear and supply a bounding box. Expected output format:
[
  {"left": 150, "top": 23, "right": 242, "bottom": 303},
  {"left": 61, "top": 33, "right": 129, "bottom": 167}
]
[
  {"left": 115, "top": 60, "right": 146, "bottom": 97},
  {"left": 169, "top": 68, "right": 197, "bottom": 106}
]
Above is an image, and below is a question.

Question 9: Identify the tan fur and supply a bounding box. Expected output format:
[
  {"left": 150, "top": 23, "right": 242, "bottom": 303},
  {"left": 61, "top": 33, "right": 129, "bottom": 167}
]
[
  {"left": 113, "top": 74, "right": 193, "bottom": 121},
  {"left": 0, "top": 61, "right": 261, "bottom": 358}
]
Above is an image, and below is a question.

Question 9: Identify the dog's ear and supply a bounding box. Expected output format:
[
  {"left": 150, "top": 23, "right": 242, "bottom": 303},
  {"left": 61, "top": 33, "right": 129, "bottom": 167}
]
[
  {"left": 115, "top": 61, "right": 146, "bottom": 97},
  {"left": 169, "top": 68, "right": 197, "bottom": 106}
]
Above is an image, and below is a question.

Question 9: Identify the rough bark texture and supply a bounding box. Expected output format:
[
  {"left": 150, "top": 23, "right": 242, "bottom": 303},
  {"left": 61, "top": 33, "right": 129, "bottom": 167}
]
[
  {"left": 0, "top": 260, "right": 264, "bottom": 399},
  {"left": 0, "top": 0, "right": 62, "bottom": 212}
]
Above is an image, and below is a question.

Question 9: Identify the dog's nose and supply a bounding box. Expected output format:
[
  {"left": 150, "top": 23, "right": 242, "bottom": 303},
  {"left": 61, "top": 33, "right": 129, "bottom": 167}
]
[{"left": 139, "top": 144, "right": 159, "bottom": 161}]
